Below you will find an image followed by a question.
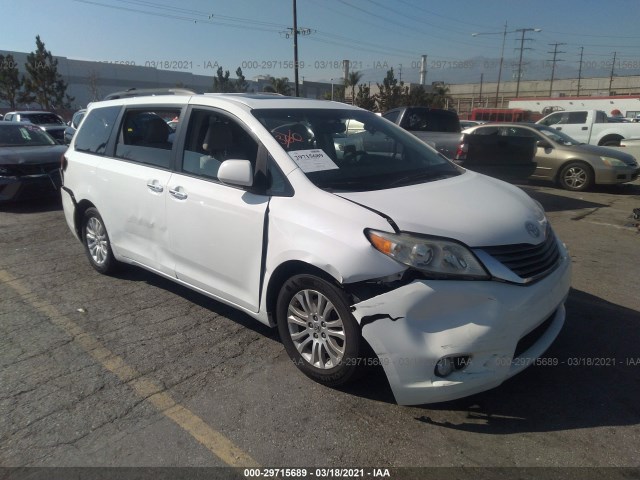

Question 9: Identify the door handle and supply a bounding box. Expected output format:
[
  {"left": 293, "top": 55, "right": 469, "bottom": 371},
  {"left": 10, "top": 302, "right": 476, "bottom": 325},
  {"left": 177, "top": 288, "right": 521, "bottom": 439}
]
[
  {"left": 169, "top": 187, "right": 188, "bottom": 200},
  {"left": 556, "top": 127, "right": 562, "bottom": 131},
  {"left": 581, "top": 126, "right": 588, "bottom": 130},
  {"left": 147, "top": 181, "right": 163, "bottom": 193}
]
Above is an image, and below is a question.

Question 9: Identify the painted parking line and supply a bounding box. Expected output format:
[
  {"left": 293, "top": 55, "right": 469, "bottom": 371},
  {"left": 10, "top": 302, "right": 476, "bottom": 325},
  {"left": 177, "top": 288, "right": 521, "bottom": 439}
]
[{"left": 0, "top": 269, "right": 259, "bottom": 468}]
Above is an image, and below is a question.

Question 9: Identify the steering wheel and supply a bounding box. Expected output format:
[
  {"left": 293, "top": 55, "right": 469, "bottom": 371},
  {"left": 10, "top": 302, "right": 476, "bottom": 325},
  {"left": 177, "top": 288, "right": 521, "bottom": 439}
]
[{"left": 342, "top": 149, "right": 368, "bottom": 165}]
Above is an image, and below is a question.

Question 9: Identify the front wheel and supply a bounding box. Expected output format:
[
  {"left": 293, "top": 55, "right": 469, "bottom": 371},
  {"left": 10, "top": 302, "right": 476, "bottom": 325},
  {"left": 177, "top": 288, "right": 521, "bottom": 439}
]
[
  {"left": 81, "top": 207, "right": 119, "bottom": 274},
  {"left": 558, "top": 162, "right": 593, "bottom": 191},
  {"left": 276, "top": 274, "right": 361, "bottom": 387}
]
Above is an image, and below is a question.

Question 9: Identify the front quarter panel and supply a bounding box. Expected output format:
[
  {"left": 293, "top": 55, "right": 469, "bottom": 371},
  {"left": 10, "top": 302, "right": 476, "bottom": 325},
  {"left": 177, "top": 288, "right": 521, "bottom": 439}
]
[{"left": 264, "top": 169, "right": 406, "bottom": 286}]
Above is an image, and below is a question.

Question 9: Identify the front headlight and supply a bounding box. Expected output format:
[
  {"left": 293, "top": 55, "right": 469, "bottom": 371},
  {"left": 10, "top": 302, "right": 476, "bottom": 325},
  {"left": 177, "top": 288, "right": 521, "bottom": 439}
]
[
  {"left": 365, "top": 229, "right": 489, "bottom": 280},
  {"left": 600, "top": 156, "right": 628, "bottom": 167}
]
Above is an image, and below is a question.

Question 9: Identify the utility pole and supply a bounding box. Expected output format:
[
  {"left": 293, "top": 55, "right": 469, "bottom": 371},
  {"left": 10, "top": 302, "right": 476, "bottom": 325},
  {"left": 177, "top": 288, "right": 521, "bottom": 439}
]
[
  {"left": 609, "top": 51, "right": 617, "bottom": 95},
  {"left": 547, "top": 43, "right": 566, "bottom": 96},
  {"left": 514, "top": 27, "right": 541, "bottom": 98},
  {"left": 479, "top": 73, "right": 483, "bottom": 104},
  {"left": 577, "top": 46, "right": 584, "bottom": 96},
  {"left": 292, "top": 0, "right": 299, "bottom": 97},
  {"left": 495, "top": 22, "right": 507, "bottom": 108},
  {"left": 283, "top": 1, "right": 313, "bottom": 97}
]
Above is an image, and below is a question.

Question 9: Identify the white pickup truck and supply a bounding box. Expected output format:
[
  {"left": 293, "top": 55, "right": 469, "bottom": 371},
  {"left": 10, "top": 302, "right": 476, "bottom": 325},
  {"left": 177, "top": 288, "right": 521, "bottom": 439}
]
[{"left": 536, "top": 109, "right": 640, "bottom": 146}]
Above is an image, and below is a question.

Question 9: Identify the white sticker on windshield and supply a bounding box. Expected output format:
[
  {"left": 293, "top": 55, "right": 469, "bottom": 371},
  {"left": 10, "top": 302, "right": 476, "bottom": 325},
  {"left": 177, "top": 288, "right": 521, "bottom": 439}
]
[{"left": 288, "top": 149, "right": 339, "bottom": 173}]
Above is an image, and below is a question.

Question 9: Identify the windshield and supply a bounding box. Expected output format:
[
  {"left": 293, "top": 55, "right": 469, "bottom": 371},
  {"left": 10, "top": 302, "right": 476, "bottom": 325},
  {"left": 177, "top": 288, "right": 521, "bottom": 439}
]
[
  {"left": 0, "top": 124, "right": 57, "bottom": 147},
  {"left": 252, "top": 108, "right": 461, "bottom": 192},
  {"left": 534, "top": 125, "right": 581, "bottom": 146},
  {"left": 20, "top": 113, "right": 64, "bottom": 125}
]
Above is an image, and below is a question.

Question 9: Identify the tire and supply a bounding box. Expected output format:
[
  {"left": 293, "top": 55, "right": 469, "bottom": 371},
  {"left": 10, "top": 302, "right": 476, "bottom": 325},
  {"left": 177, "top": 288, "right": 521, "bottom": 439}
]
[
  {"left": 81, "top": 207, "right": 119, "bottom": 274},
  {"left": 558, "top": 161, "right": 593, "bottom": 191},
  {"left": 276, "top": 274, "right": 361, "bottom": 387}
]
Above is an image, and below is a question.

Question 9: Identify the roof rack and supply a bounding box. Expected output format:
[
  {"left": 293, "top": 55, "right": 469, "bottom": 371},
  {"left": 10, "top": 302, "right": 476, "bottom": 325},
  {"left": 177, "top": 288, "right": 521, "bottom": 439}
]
[{"left": 103, "top": 88, "right": 196, "bottom": 100}]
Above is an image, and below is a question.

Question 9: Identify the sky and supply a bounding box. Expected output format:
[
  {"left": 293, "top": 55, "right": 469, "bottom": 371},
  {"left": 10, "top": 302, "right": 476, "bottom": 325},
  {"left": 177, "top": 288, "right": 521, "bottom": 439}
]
[{"left": 3, "top": 0, "right": 640, "bottom": 85}]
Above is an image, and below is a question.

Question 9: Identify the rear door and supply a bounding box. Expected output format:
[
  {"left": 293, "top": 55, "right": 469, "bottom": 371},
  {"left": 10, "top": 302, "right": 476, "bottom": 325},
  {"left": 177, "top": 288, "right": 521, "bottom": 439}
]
[
  {"left": 166, "top": 107, "right": 269, "bottom": 312},
  {"left": 96, "top": 105, "right": 182, "bottom": 275}
]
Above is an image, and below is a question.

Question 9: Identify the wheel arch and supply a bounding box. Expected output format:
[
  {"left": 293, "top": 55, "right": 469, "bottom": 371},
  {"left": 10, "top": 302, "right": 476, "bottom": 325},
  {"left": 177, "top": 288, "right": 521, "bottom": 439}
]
[
  {"left": 598, "top": 134, "right": 624, "bottom": 146},
  {"left": 74, "top": 199, "right": 97, "bottom": 238},
  {"left": 265, "top": 260, "right": 344, "bottom": 325}
]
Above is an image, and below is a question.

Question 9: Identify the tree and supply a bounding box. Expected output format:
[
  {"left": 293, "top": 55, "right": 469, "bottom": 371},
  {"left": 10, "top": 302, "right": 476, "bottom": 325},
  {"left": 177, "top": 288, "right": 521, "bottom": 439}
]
[
  {"left": 375, "top": 68, "right": 407, "bottom": 112},
  {"left": 212, "top": 66, "right": 233, "bottom": 93},
  {"left": 23, "top": 35, "right": 74, "bottom": 109},
  {"left": 0, "top": 54, "right": 26, "bottom": 109},
  {"left": 235, "top": 67, "right": 248, "bottom": 93},
  {"left": 404, "top": 84, "right": 431, "bottom": 107},
  {"left": 264, "top": 76, "right": 292, "bottom": 96},
  {"left": 354, "top": 84, "right": 376, "bottom": 111},
  {"left": 427, "top": 84, "right": 452, "bottom": 109},
  {"left": 345, "top": 71, "right": 363, "bottom": 105}
]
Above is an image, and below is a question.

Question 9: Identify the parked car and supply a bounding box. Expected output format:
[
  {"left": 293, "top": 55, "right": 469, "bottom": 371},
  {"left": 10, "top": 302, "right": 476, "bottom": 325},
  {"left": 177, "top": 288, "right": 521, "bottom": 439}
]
[
  {"left": 459, "top": 119, "right": 484, "bottom": 129},
  {"left": 61, "top": 93, "right": 571, "bottom": 405},
  {"left": 3, "top": 111, "right": 67, "bottom": 144},
  {"left": 64, "top": 109, "right": 87, "bottom": 145},
  {"left": 536, "top": 109, "right": 640, "bottom": 146},
  {"left": 0, "top": 122, "right": 66, "bottom": 202},
  {"left": 461, "top": 123, "right": 639, "bottom": 191},
  {"left": 382, "top": 106, "right": 462, "bottom": 158}
]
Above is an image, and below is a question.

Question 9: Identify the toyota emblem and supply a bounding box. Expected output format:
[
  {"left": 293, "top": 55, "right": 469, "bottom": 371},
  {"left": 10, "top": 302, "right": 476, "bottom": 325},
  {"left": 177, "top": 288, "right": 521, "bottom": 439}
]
[{"left": 525, "top": 221, "right": 541, "bottom": 238}]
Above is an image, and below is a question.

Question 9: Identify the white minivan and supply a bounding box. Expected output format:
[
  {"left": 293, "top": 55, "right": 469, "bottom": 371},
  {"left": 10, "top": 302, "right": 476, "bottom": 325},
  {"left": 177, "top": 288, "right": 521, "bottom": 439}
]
[{"left": 61, "top": 94, "right": 571, "bottom": 405}]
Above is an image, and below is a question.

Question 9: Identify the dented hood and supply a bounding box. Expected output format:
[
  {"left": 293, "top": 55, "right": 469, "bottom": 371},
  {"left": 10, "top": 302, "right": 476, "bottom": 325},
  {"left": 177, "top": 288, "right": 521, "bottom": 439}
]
[{"left": 338, "top": 171, "right": 546, "bottom": 247}]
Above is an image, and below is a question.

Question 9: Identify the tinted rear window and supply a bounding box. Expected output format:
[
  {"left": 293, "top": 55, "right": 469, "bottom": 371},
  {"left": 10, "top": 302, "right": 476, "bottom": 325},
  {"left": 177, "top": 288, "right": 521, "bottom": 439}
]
[
  {"left": 21, "top": 113, "right": 64, "bottom": 125},
  {"left": 74, "top": 106, "right": 121, "bottom": 155},
  {"left": 400, "top": 109, "right": 460, "bottom": 133}
]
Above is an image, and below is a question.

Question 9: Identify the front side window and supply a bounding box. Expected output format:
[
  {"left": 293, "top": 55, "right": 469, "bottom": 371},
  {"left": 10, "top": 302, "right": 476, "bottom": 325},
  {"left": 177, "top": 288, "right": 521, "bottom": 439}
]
[
  {"left": 72, "top": 111, "right": 86, "bottom": 129},
  {"left": 535, "top": 125, "right": 580, "bottom": 145},
  {"left": 502, "top": 127, "right": 535, "bottom": 137},
  {"left": 540, "top": 113, "right": 563, "bottom": 126},
  {"left": 566, "top": 111, "right": 588, "bottom": 124},
  {"left": 181, "top": 109, "right": 258, "bottom": 181},
  {"left": 252, "top": 108, "right": 460, "bottom": 192},
  {"left": 74, "top": 106, "right": 121, "bottom": 155},
  {"left": 115, "top": 108, "right": 180, "bottom": 168}
]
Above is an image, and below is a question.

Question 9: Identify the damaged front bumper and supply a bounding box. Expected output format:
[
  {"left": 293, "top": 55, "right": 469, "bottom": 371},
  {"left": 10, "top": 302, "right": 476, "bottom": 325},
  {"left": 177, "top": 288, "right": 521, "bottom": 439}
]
[{"left": 350, "top": 252, "right": 572, "bottom": 406}]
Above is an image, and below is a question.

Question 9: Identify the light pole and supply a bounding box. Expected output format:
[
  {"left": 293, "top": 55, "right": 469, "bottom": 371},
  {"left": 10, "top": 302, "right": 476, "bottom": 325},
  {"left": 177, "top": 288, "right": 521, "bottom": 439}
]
[
  {"left": 330, "top": 78, "right": 334, "bottom": 101},
  {"left": 472, "top": 22, "right": 508, "bottom": 108},
  {"left": 472, "top": 24, "right": 541, "bottom": 104}
]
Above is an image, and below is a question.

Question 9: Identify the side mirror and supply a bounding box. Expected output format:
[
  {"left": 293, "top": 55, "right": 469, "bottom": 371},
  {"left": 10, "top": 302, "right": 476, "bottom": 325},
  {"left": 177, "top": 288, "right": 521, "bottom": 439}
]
[
  {"left": 217, "top": 159, "right": 253, "bottom": 187},
  {"left": 537, "top": 140, "right": 552, "bottom": 149}
]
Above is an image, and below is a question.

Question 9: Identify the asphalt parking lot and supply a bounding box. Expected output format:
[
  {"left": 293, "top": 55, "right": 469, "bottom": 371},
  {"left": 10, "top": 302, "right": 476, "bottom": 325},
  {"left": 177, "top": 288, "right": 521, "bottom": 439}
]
[{"left": 1, "top": 179, "right": 639, "bottom": 472}]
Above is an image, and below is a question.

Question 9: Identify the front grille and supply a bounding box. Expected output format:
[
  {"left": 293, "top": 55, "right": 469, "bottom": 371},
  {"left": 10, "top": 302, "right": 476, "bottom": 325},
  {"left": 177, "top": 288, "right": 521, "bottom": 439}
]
[
  {"left": 481, "top": 227, "right": 560, "bottom": 282},
  {"left": 513, "top": 310, "right": 556, "bottom": 359}
]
